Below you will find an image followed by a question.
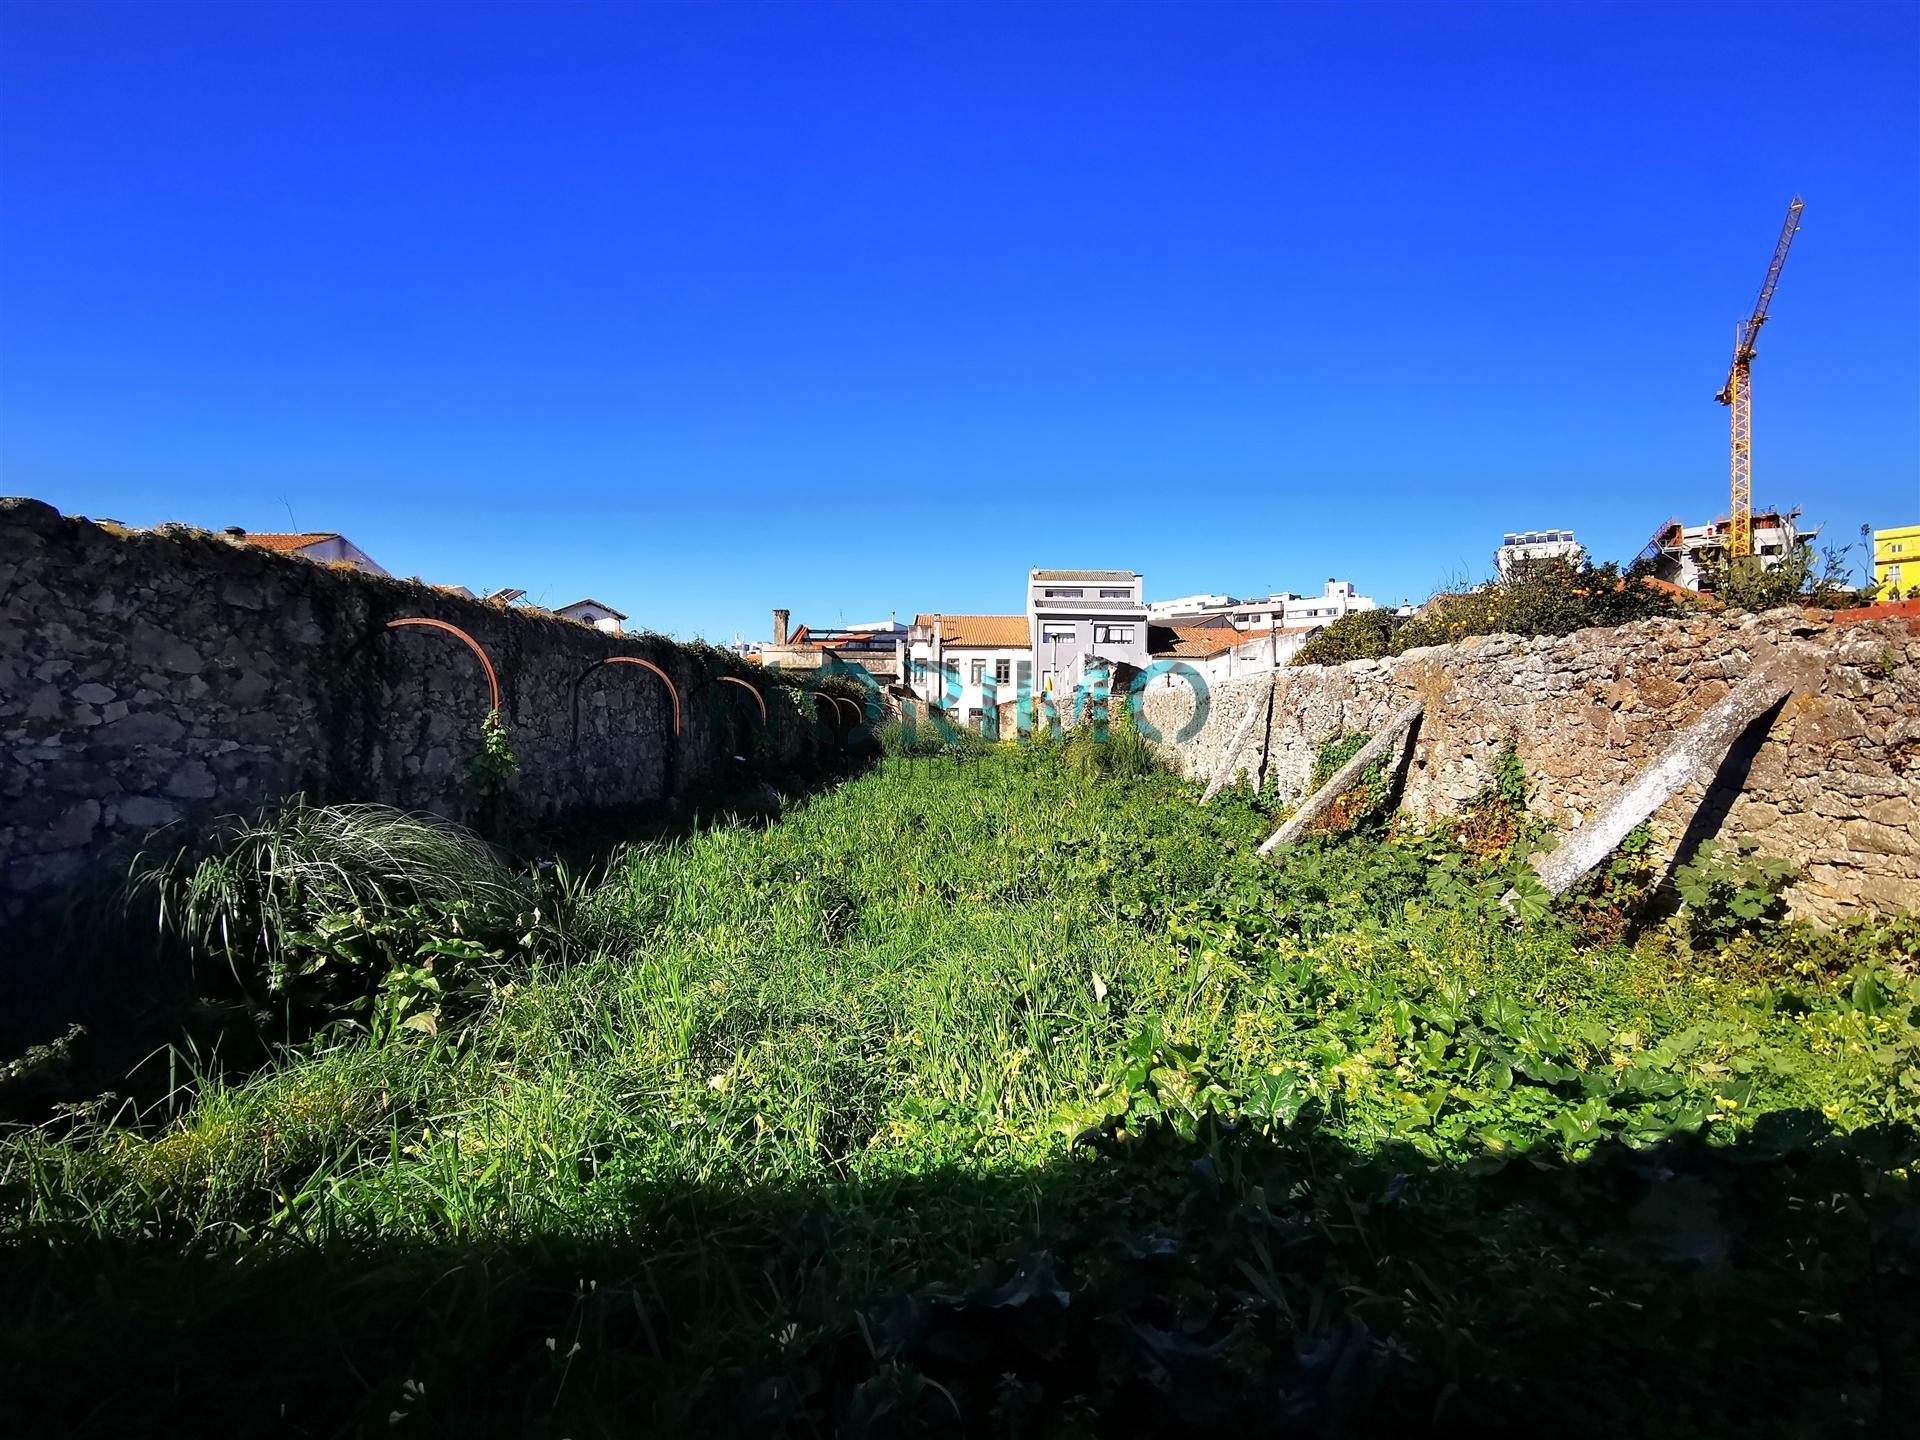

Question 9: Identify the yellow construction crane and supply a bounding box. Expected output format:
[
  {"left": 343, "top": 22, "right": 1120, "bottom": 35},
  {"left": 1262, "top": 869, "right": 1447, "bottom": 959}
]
[{"left": 1715, "top": 196, "right": 1804, "bottom": 559}]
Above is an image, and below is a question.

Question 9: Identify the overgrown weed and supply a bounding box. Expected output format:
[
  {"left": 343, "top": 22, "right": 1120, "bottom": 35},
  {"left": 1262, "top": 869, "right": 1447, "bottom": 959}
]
[{"left": 3, "top": 747, "right": 1916, "bottom": 1436}]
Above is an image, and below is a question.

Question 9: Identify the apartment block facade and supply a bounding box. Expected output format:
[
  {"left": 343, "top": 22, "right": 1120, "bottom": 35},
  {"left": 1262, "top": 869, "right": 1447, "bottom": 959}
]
[{"left": 1026, "top": 569, "right": 1149, "bottom": 694}]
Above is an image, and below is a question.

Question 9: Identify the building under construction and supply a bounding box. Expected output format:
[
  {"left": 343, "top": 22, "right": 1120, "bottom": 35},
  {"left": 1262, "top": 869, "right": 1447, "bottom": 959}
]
[{"left": 1644, "top": 510, "right": 1818, "bottom": 592}]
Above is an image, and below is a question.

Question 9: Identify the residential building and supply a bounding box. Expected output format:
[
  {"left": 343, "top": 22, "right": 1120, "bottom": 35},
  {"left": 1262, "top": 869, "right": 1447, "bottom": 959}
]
[
  {"left": 1494, "top": 528, "right": 1581, "bottom": 579},
  {"left": 1026, "top": 569, "right": 1149, "bottom": 694},
  {"left": 233, "top": 529, "right": 389, "bottom": 577},
  {"left": 556, "top": 598, "right": 627, "bottom": 634},
  {"left": 1647, "top": 511, "right": 1818, "bottom": 592},
  {"left": 906, "top": 614, "right": 1031, "bottom": 727},
  {"left": 1874, "top": 524, "right": 1919, "bottom": 600},
  {"left": 1146, "top": 593, "right": 1236, "bottom": 622},
  {"left": 1147, "top": 622, "right": 1321, "bottom": 686},
  {"left": 757, "top": 609, "right": 906, "bottom": 684},
  {"left": 1146, "top": 579, "right": 1376, "bottom": 631}
]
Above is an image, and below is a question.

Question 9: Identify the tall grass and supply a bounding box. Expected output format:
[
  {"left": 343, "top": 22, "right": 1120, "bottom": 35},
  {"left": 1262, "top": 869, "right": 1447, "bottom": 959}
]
[
  {"left": 3, "top": 753, "right": 1915, "bottom": 1436},
  {"left": 129, "top": 801, "right": 538, "bottom": 1020}
]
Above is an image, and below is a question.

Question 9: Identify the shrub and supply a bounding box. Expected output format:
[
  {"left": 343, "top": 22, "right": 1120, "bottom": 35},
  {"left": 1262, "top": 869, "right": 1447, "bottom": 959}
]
[
  {"left": 1061, "top": 695, "right": 1161, "bottom": 780},
  {"left": 132, "top": 802, "right": 540, "bottom": 1035},
  {"left": 1294, "top": 556, "right": 1688, "bottom": 666},
  {"left": 1292, "top": 607, "right": 1397, "bottom": 665},
  {"left": 1393, "top": 557, "right": 1681, "bottom": 654},
  {"left": 1447, "top": 740, "right": 1539, "bottom": 864},
  {"left": 1694, "top": 544, "right": 1870, "bottom": 613},
  {"left": 1559, "top": 820, "right": 1658, "bottom": 942},
  {"left": 1671, "top": 837, "right": 1795, "bottom": 950},
  {"left": 469, "top": 709, "right": 518, "bottom": 797}
]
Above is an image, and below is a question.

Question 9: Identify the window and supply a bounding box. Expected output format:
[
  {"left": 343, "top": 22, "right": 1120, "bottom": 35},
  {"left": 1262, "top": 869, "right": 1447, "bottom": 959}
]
[
  {"left": 1044, "top": 587, "right": 1083, "bottom": 598},
  {"left": 1098, "top": 587, "right": 1130, "bottom": 599},
  {"left": 970, "top": 658, "right": 985, "bottom": 685},
  {"left": 1042, "top": 623, "right": 1076, "bottom": 642},
  {"left": 1095, "top": 624, "right": 1135, "bottom": 644},
  {"left": 994, "top": 658, "right": 1011, "bottom": 684},
  {"left": 1041, "top": 669, "right": 1057, "bottom": 694}
]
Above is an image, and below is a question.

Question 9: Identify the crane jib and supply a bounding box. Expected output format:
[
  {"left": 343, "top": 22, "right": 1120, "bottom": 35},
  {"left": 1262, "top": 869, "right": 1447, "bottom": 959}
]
[{"left": 1720, "top": 197, "right": 1803, "bottom": 396}]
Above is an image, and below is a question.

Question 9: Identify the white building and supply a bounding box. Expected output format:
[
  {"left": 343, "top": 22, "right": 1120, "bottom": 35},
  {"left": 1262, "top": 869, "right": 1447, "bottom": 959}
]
[
  {"left": 1148, "top": 579, "right": 1376, "bottom": 630},
  {"left": 906, "top": 614, "right": 1032, "bottom": 728},
  {"left": 236, "top": 530, "right": 390, "bottom": 577},
  {"left": 1495, "top": 528, "right": 1582, "bottom": 579},
  {"left": 1148, "top": 623, "right": 1321, "bottom": 686},
  {"left": 1147, "top": 592, "right": 1236, "bottom": 621},
  {"left": 556, "top": 598, "right": 627, "bottom": 634}
]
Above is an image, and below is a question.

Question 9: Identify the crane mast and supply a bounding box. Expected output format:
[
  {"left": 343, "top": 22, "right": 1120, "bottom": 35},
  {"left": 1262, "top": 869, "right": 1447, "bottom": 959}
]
[{"left": 1716, "top": 197, "right": 1803, "bottom": 560}]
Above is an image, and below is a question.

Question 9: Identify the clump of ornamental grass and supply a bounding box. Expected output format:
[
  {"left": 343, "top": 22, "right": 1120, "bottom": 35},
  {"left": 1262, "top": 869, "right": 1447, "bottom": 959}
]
[{"left": 129, "top": 801, "right": 540, "bottom": 1033}]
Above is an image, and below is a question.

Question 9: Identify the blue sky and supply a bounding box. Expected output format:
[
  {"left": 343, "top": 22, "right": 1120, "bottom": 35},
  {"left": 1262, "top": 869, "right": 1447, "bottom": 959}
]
[{"left": 3, "top": 1, "right": 1915, "bottom": 642}]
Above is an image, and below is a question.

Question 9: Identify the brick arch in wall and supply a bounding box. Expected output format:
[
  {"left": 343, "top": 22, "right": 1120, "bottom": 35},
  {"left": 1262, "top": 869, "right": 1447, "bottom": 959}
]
[
  {"left": 570, "top": 655, "right": 682, "bottom": 752},
  {"left": 384, "top": 617, "right": 501, "bottom": 715}
]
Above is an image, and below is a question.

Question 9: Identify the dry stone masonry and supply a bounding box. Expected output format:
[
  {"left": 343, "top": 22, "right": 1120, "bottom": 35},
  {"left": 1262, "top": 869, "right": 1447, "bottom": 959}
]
[
  {"left": 1143, "top": 610, "right": 1920, "bottom": 922},
  {"left": 2, "top": 499, "right": 845, "bottom": 907}
]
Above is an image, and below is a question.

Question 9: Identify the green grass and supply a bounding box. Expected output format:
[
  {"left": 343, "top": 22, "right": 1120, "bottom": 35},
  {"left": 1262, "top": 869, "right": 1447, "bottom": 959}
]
[{"left": 3, "top": 747, "right": 1917, "bottom": 1437}]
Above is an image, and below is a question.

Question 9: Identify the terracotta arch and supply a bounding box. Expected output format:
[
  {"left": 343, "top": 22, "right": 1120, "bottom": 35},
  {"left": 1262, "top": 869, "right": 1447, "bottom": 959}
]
[
  {"left": 385, "top": 617, "right": 501, "bottom": 714},
  {"left": 572, "top": 655, "right": 682, "bottom": 743},
  {"left": 716, "top": 674, "right": 766, "bottom": 725},
  {"left": 818, "top": 691, "right": 861, "bottom": 722}
]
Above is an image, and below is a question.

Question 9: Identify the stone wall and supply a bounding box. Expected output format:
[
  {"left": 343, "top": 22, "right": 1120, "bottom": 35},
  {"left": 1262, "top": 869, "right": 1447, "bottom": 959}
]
[
  {"left": 1141, "top": 610, "right": 1920, "bottom": 922},
  {"left": 2, "top": 499, "right": 853, "bottom": 907}
]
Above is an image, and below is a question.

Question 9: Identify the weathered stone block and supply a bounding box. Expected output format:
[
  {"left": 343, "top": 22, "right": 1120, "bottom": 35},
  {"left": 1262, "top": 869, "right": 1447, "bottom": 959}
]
[
  {"left": 116, "top": 794, "right": 186, "bottom": 827},
  {"left": 163, "top": 760, "right": 218, "bottom": 800}
]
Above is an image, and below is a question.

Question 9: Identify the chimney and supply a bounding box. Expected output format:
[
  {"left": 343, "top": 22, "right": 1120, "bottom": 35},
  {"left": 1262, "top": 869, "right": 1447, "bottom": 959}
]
[{"left": 772, "top": 608, "right": 790, "bottom": 646}]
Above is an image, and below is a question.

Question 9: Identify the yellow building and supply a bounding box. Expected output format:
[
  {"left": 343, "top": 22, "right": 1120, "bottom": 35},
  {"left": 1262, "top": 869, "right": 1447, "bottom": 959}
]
[{"left": 1875, "top": 524, "right": 1920, "bottom": 600}]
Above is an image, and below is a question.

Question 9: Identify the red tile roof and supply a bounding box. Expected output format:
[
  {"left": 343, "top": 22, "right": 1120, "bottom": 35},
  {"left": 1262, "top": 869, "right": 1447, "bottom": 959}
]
[
  {"left": 241, "top": 531, "right": 340, "bottom": 554},
  {"left": 1150, "top": 624, "right": 1317, "bottom": 659},
  {"left": 913, "top": 614, "right": 1030, "bottom": 647}
]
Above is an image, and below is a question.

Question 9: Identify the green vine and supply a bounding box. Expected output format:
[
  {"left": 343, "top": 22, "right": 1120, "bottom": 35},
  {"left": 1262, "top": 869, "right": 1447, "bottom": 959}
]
[{"left": 469, "top": 709, "right": 519, "bottom": 796}]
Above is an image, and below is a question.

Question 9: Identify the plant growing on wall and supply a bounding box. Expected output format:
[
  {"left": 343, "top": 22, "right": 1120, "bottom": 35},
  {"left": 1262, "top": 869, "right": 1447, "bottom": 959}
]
[
  {"left": 1292, "top": 555, "right": 1687, "bottom": 666},
  {"left": 469, "top": 709, "right": 518, "bottom": 797},
  {"left": 1304, "top": 730, "right": 1390, "bottom": 833},
  {"left": 1695, "top": 543, "right": 1867, "bottom": 613}
]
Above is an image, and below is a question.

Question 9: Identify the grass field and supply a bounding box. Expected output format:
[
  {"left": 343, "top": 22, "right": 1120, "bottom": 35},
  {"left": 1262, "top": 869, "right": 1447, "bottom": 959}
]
[{"left": 4, "top": 735, "right": 1918, "bottom": 1437}]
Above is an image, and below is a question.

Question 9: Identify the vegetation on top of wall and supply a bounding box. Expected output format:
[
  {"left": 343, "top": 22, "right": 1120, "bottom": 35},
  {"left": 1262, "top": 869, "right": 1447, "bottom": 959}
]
[
  {"left": 1295, "top": 556, "right": 1688, "bottom": 665},
  {"left": 1694, "top": 544, "right": 1868, "bottom": 615},
  {"left": 1291, "top": 541, "right": 1889, "bottom": 669},
  {"left": 1288, "top": 605, "right": 1397, "bottom": 665}
]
